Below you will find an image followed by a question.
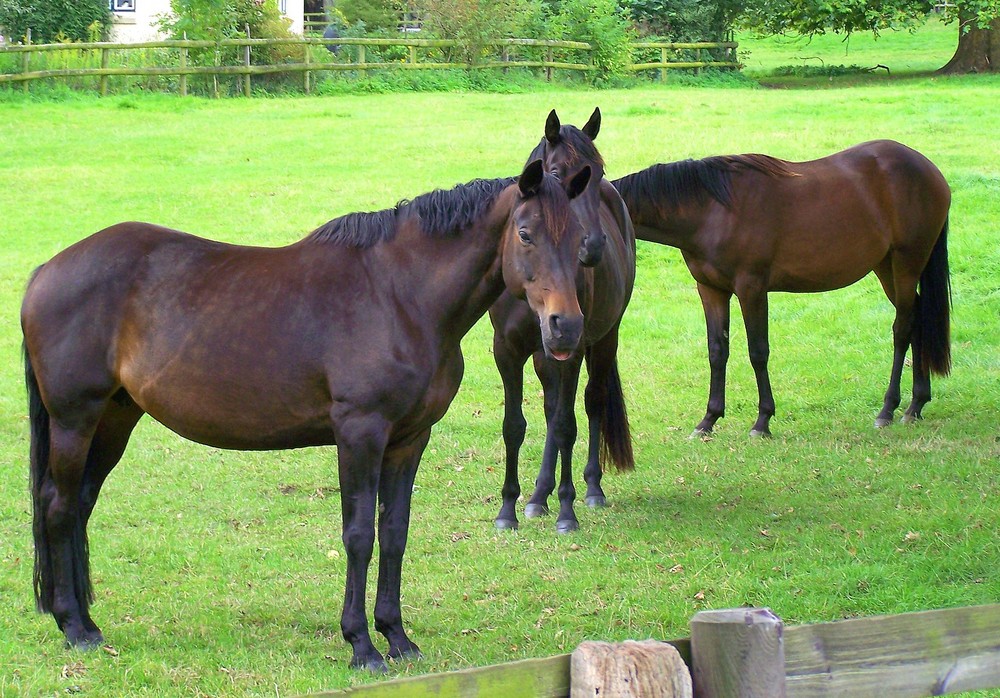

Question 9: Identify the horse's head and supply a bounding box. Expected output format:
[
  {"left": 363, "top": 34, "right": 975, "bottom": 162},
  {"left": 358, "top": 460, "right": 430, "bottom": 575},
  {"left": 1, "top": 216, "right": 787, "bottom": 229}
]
[
  {"left": 504, "top": 159, "right": 591, "bottom": 361},
  {"left": 531, "top": 107, "right": 606, "bottom": 267}
]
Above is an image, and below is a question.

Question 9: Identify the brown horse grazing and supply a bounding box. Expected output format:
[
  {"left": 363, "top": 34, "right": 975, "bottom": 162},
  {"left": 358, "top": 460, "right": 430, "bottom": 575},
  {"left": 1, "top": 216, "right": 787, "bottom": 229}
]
[
  {"left": 491, "top": 109, "right": 636, "bottom": 533},
  {"left": 613, "top": 140, "right": 952, "bottom": 437},
  {"left": 21, "top": 159, "right": 591, "bottom": 671}
]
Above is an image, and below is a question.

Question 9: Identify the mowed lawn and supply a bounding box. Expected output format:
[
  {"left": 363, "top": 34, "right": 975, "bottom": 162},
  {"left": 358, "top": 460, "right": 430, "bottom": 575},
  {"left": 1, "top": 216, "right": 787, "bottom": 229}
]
[{"left": 1, "top": 74, "right": 999, "bottom": 696}]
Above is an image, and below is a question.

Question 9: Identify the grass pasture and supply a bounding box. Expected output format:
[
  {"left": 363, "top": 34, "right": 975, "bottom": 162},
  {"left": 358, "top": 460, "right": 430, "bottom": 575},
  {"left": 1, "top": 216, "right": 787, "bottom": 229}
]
[{"left": 1, "top": 76, "right": 999, "bottom": 696}]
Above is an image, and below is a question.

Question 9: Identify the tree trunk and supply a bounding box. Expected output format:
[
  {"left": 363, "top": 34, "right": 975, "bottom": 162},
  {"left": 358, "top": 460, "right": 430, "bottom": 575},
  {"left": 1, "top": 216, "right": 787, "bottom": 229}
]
[{"left": 939, "top": 11, "right": 1000, "bottom": 73}]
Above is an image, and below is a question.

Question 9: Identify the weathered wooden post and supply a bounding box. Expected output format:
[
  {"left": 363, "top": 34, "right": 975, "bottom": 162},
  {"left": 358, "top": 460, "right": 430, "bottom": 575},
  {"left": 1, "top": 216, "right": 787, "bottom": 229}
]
[
  {"left": 100, "top": 47, "right": 109, "bottom": 96},
  {"left": 572, "top": 640, "right": 692, "bottom": 697},
  {"left": 242, "top": 24, "right": 251, "bottom": 97},
  {"left": 660, "top": 46, "right": 668, "bottom": 82},
  {"left": 546, "top": 45, "right": 554, "bottom": 82},
  {"left": 358, "top": 44, "right": 366, "bottom": 78},
  {"left": 690, "top": 608, "right": 785, "bottom": 698},
  {"left": 22, "top": 28, "right": 31, "bottom": 93},
  {"left": 179, "top": 32, "right": 188, "bottom": 97},
  {"left": 304, "top": 42, "right": 312, "bottom": 94}
]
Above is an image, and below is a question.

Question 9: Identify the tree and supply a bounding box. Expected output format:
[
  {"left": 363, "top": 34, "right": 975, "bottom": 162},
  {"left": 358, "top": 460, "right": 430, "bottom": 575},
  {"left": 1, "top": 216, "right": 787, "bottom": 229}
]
[
  {"left": 738, "top": 0, "right": 1000, "bottom": 73},
  {"left": 0, "top": 0, "right": 112, "bottom": 43},
  {"left": 939, "top": 2, "right": 1000, "bottom": 73}
]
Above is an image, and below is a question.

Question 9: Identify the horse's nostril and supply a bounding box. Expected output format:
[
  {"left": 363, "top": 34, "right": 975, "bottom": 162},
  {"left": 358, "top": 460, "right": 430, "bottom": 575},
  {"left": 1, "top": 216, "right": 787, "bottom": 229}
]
[{"left": 549, "top": 314, "right": 563, "bottom": 338}]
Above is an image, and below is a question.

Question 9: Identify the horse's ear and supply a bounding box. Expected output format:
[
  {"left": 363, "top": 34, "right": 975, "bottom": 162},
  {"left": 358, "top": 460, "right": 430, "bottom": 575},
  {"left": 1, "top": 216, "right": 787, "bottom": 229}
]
[
  {"left": 583, "top": 107, "right": 601, "bottom": 140},
  {"left": 545, "top": 109, "right": 561, "bottom": 144},
  {"left": 519, "top": 159, "right": 545, "bottom": 196},
  {"left": 566, "top": 165, "right": 591, "bottom": 200}
]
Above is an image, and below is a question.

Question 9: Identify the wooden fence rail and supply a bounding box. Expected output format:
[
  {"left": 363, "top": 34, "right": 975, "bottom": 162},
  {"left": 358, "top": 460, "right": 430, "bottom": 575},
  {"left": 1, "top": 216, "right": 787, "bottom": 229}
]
[
  {"left": 301, "top": 604, "right": 1000, "bottom": 697},
  {"left": 0, "top": 36, "right": 738, "bottom": 95}
]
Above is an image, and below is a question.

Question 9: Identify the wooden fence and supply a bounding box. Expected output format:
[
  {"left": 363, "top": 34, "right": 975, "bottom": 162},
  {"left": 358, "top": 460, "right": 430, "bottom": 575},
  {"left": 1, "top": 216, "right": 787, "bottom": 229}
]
[
  {"left": 301, "top": 604, "right": 1000, "bottom": 697},
  {"left": 0, "top": 35, "right": 738, "bottom": 96}
]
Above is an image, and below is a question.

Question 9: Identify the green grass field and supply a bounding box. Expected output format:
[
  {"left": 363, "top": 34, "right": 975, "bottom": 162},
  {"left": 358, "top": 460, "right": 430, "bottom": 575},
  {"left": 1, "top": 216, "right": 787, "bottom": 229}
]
[{"left": 1, "top": 46, "right": 999, "bottom": 698}]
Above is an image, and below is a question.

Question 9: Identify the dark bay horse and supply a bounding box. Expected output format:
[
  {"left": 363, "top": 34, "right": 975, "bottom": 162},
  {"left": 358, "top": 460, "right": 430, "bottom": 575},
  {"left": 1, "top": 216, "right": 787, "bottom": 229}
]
[
  {"left": 613, "top": 140, "right": 951, "bottom": 436},
  {"left": 491, "top": 109, "right": 636, "bottom": 533},
  {"left": 21, "top": 159, "right": 591, "bottom": 671}
]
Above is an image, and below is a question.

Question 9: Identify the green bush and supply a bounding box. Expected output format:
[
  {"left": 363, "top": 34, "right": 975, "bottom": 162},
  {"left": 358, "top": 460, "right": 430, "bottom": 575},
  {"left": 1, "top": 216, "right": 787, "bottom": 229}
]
[
  {"left": 550, "top": 0, "right": 634, "bottom": 80},
  {"left": 336, "top": 0, "right": 402, "bottom": 33},
  {"left": 0, "top": 0, "right": 112, "bottom": 44},
  {"left": 417, "top": 0, "right": 545, "bottom": 65}
]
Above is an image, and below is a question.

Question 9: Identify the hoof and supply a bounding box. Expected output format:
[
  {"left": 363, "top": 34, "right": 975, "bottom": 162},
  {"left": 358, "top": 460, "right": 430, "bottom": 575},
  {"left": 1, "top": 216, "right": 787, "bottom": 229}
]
[
  {"left": 351, "top": 655, "right": 389, "bottom": 673},
  {"left": 689, "top": 428, "right": 712, "bottom": 440},
  {"left": 556, "top": 519, "right": 579, "bottom": 534},
  {"left": 584, "top": 495, "right": 607, "bottom": 508},
  {"left": 388, "top": 645, "right": 423, "bottom": 663},
  {"left": 494, "top": 517, "right": 519, "bottom": 530},
  {"left": 524, "top": 503, "right": 549, "bottom": 518},
  {"left": 749, "top": 429, "right": 772, "bottom": 439},
  {"left": 874, "top": 416, "right": 893, "bottom": 429},
  {"left": 900, "top": 413, "right": 920, "bottom": 424},
  {"left": 64, "top": 629, "right": 104, "bottom": 651}
]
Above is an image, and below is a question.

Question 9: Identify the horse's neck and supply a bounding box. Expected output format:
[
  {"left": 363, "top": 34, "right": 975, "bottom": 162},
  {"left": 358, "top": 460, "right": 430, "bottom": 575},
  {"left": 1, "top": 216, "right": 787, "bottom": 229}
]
[
  {"left": 385, "top": 195, "right": 511, "bottom": 342},
  {"left": 624, "top": 194, "right": 705, "bottom": 251}
]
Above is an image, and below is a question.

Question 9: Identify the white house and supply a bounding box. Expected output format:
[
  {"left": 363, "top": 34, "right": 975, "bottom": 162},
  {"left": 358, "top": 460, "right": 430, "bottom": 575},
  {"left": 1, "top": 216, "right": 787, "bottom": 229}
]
[{"left": 108, "top": 0, "right": 305, "bottom": 42}]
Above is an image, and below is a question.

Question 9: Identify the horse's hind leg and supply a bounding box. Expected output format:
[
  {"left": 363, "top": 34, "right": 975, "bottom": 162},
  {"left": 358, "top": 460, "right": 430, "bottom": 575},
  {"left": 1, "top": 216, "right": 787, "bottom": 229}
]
[
  {"left": 693, "top": 283, "right": 732, "bottom": 437},
  {"left": 902, "top": 295, "right": 931, "bottom": 423},
  {"left": 736, "top": 280, "right": 775, "bottom": 438},
  {"left": 873, "top": 261, "right": 919, "bottom": 428},
  {"left": 44, "top": 395, "right": 143, "bottom": 647}
]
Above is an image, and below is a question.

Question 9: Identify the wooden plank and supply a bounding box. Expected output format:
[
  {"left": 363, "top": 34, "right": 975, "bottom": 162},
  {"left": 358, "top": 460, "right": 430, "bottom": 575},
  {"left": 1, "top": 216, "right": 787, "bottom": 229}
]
[
  {"left": 691, "top": 608, "right": 785, "bottom": 698},
  {"left": 303, "top": 654, "right": 571, "bottom": 697},
  {"left": 784, "top": 604, "right": 1000, "bottom": 697}
]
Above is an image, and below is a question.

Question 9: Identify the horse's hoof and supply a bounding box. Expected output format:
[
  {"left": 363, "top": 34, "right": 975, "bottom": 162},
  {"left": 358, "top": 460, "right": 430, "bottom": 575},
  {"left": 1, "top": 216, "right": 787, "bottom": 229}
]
[
  {"left": 388, "top": 645, "right": 423, "bottom": 663},
  {"left": 494, "top": 517, "right": 519, "bottom": 530},
  {"left": 64, "top": 629, "right": 104, "bottom": 651},
  {"left": 556, "top": 519, "right": 579, "bottom": 534},
  {"left": 689, "top": 428, "right": 712, "bottom": 440},
  {"left": 584, "top": 495, "right": 607, "bottom": 508},
  {"left": 874, "top": 416, "right": 893, "bottom": 429},
  {"left": 351, "top": 655, "right": 389, "bottom": 673},
  {"left": 749, "top": 429, "right": 772, "bottom": 439},
  {"left": 900, "top": 413, "right": 920, "bottom": 424},
  {"left": 524, "top": 503, "right": 549, "bottom": 518}
]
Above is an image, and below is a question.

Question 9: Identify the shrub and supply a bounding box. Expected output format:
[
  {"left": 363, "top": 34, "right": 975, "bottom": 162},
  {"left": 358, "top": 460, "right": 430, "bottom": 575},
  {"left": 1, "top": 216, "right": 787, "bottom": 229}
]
[
  {"left": 550, "top": 0, "right": 634, "bottom": 80},
  {"left": 0, "top": 0, "right": 112, "bottom": 44}
]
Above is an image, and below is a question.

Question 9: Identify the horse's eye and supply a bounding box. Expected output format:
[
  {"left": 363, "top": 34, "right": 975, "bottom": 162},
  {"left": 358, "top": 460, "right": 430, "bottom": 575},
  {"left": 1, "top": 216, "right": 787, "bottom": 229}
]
[{"left": 518, "top": 229, "right": 532, "bottom": 245}]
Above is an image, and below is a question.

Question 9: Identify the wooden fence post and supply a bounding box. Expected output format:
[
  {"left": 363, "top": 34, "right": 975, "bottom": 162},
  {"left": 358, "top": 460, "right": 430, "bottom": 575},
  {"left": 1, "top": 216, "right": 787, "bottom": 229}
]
[
  {"left": 179, "top": 35, "right": 188, "bottom": 97},
  {"left": 304, "top": 42, "right": 311, "bottom": 94},
  {"left": 358, "top": 44, "right": 366, "bottom": 78},
  {"left": 572, "top": 640, "right": 692, "bottom": 697},
  {"left": 546, "top": 45, "right": 553, "bottom": 81},
  {"left": 100, "top": 47, "right": 109, "bottom": 96},
  {"left": 690, "top": 608, "right": 785, "bottom": 698},
  {"left": 243, "top": 24, "right": 251, "bottom": 97},
  {"left": 21, "top": 28, "right": 31, "bottom": 93},
  {"left": 212, "top": 42, "right": 220, "bottom": 98},
  {"left": 660, "top": 46, "right": 668, "bottom": 82}
]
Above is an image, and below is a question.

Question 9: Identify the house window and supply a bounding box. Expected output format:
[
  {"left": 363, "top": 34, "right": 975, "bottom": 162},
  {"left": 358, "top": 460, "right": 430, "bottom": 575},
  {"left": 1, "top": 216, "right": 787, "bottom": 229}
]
[
  {"left": 111, "top": 0, "right": 136, "bottom": 11},
  {"left": 279, "top": 0, "right": 288, "bottom": 13}
]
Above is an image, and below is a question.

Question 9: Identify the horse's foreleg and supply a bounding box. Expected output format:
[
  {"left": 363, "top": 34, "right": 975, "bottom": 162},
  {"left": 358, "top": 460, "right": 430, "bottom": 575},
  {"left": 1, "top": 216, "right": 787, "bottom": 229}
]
[
  {"left": 553, "top": 358, "right": 584, "bottom": 533},
  {"left": 334, "top": 414, "right": 390, "bottom": 672},
  {"left": 374, "top": 429, "right": 430, "bottom": 663},
  {"left": 493, "top": 337, "right": 529, "bottom": 530},
  {"left": 524, "top": 354, "right": 561, "bottom": 519},
  {"left": 693, "top": 283, "right": 732, "bottom": 437},
  {"left": 737, "top": 282, "right": 774, "bottom": 438}
]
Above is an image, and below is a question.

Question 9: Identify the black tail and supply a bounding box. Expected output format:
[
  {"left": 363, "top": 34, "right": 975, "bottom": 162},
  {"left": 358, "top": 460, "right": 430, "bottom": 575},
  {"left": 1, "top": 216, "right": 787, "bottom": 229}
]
[
  {"left": 591, "top": 353, "right": 634, "bottom": 473},
  {"left": 917, "top": 218, "right": 952, "bottom": 376},
  {"left": 24, "top": 339, "right": 55, "bottom": 613}
]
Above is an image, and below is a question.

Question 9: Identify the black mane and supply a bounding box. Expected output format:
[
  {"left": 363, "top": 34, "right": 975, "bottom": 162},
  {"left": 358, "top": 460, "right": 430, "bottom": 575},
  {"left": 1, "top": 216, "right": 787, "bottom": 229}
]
[
  {"left": 613, "top": 154, "right": 796, "bottom": 212},
  {"left": 307, "top": 176, "right": 516, "bottom": 247}
]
